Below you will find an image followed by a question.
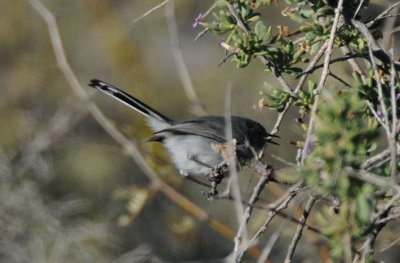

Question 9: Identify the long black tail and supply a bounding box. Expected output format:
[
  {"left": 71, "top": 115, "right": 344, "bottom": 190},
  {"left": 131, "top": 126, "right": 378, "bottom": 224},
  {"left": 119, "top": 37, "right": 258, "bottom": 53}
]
[{"left": 89, "top": 79, "right": 174, "bottom": 127}]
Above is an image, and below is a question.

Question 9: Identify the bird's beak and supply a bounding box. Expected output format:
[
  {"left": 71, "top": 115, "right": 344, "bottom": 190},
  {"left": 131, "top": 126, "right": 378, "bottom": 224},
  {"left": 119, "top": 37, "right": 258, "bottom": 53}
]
[
  {"left": 265, "top": 134, "right": 280, "bottom": 145},
  {"left": 268, "top": 140, "right": 279, "bottom": 145}
]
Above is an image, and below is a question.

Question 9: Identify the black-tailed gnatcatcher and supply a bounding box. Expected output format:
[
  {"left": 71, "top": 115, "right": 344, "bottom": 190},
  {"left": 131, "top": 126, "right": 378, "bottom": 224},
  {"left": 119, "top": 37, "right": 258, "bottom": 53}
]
[{"left": 89, "top": 79, "right": 278, "bottom": 184}]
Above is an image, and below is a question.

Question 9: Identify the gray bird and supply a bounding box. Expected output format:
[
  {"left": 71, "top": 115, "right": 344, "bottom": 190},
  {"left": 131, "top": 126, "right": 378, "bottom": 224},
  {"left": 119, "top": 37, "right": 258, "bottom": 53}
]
[{"left": 89, "top": 79, "right": 278, "bottom": 186}]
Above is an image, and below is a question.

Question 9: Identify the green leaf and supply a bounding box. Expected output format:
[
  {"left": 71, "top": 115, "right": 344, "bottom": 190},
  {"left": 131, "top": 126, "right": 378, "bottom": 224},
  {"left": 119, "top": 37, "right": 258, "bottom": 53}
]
[
  {"left": 300, "top": 9, "right": 314, "bottom": 19},
  {"left": 352, "top": 71, "right": 363, "bottom": 85},
  {"left": 310, "top": 42, "right": 320, "bottom": 54},
  {"left": 366, "top": 143, "right": 377, "bottom": 153},
  {"left": 317, "top": 6, "right": 334, "bottom": 16},
  {"left": 356, "top": 195, "right": 372, "bottom": 223},
  {"left": 308, "top": 80, "right": 317, "bottom": 93},
  {"left": 255, "top": 21, "right": 268, "bottom": 40},
  {"left": 247, "top": 13, "right": 261, "bottom": 22}
]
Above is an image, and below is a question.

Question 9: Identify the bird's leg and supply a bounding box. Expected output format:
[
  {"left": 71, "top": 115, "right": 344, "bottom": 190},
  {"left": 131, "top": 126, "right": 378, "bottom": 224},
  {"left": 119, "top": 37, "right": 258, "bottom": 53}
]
[
  {"left": 186, "top": 154, "right": 213, "bottom": 169},
  {"left": 186, "top": 154, "right": 227, "bottom": 185},
  {"left": 185, "top": 154, "right": 218, "bottom": 198},
  {"left": 186, "top": 154, "right": 229, "bottom": 199},
  {"left": 206, "top": 161, "right": 229, "bottom": 199},
  {"left": 207, "top": 180, "right": 218, "bottom": 199}
]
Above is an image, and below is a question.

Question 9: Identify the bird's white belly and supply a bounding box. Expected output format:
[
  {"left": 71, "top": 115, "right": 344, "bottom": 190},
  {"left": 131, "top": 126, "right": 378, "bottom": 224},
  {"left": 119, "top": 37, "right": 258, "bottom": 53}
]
[{"left": 162, "top": 134, "right": 223, "bottom": 177}]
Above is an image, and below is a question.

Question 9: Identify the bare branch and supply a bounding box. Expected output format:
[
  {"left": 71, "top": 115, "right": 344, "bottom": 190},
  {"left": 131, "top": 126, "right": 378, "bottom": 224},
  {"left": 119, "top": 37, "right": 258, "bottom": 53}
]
[
  {"left": 379, "top": 236, "right": 400, "bottom": 253},
  {"left": 365, "top": 100, "right": 389, "bottom": 130},
  {"left": 389, "top": 44, "right": 398, "bottom": 181},
  {"left": 357, "top": 219, "right": 387, "bottom": 262},
  {"left": 257, "top": 225, "right": 284, "bottom": 263},
  {"left": 361, "top": 143, "right": 400, "bottom": 170},
  {"left": 329, "top": 72, "right": 351, "bottom": 87},
  {"left": 246, "top": 182, "right": 306, "bottom": 253},
  {"left": 218, "top": 192, "right": 322, "bottom": 235},
  {"left": 352, "top": 19, "right": 398, "bottom": 182},
  {"left": 297, "top": 52, "right": 366, "bottom": 77},
  {"left": 194, "top": 27, "right": 209, "bottom": 42},
  {"left": 302, "top": 0, "right": 345, "bottom": 163},
  {"left": 132, "top": 0, "right": 170, "bottom": 24},
  {"left": 376, "top": 212, "right": 400, "bottom": 224},
  {"left": 366, "top": 1, "right": 400, "bottom": 27},
  {"left": 235, "top": 166, "right": 273, "bottom": 261},
  {"left": 340, "top": 45, "right": 367, "bottom": 83},
  {"left": 363, "top": 24, "right": 390, "bottom": 132},
  {"left": 346, "top": 168, "right": 400, "bottom": 193},
  {"left": 353, "top": 0, "right": 368, "bottom": 19},
  {"left": 222, "top": 86, "right": 251, "bottom": 261},
  {"left": 165, "top": 0, "right": 207, "bottom": 116},
  {"left": 284, "top": 196, "right": 317, "bottom": 263},
  {"left": 271, "top": 41, "right": 329, "bottom": 135}
]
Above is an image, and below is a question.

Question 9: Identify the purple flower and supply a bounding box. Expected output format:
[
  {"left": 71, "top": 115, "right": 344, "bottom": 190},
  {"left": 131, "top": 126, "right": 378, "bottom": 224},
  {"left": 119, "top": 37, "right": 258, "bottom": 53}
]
[
  {"left": 192, "top": 13, "right": 202, "bottom": 28},
  {"left": 396, "top": 92, "right": 400, "bottom": 101},
  {"left": 303, "top": 137, "right": 314, "bottom": 157},
  {"left": 377, "top": 110, "right": 383, "bottom": 118}
]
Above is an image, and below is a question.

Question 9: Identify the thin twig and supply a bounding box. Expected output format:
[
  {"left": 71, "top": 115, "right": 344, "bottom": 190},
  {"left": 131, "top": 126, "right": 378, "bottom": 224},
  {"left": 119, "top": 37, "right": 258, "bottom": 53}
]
[
  {"left": 297, "top": 52, "right": 366, "bottom": 77},
  {"left": 357, "top": 217, "right": 387, "bottom": 262},
  {"left": 366, "top": 1, "right": 400, "bottom": 27},
  {"left": 379, "top": 236, "right": 400, "bottom": 253},
  {"left": 235, "top": 165, "right": 273, "bottom": 261},
  {"left": 132, "top": 0, "right": 170, "bottom": 24},
  {"left": 361, "top": 143, "right": 400, "bottom": 170},
  {"left": 329, "top": 72, "right": 351, "bottom": 87},
  {"left": 246, "top": 183, "right": 305, "bottom": 252},
  {"left": 340, "top": 45, "right": 367, "bottom": 83},
  {"left": 353, "top": 0, "right": 367, "bottom": 19},
  {"left": 193, "top": 1, "right": 217, "bottom": 42},
  {"left": 217, "top": 52, "right": 236, "bottom": 67},
  {"left": 371, "top": 192, "right": 400, "bottom": 224},
  {"left": 257, "top": 225, "right": 284, "bottom": 263},
  {"left": 382, "top": 6, "right": 399, "bottom": 51},
  {"left": 346, "top": 168, "right": 400, "bottom": 193},
  {"left": 351, "top": 19, "right": 391, "bottom": 67},
  {"left": 218, "top": 193, "right": 322, "bottom": 235},
  {"left": 376, "top": 212, "right": 400, "bottom": 224},
  {"left": 367, "top": 41, "right": 392, "bottom": 136},
  {"left": 193, "top": 27, "right": 209, "bottom": 42},
  {"left": 343, "top": 232, "right": 353, "bottom": 263},
  {"left": 222, "top": 85, "right": 250, "bottom": 261},
  {"left": 270, "top": 41, "right": 329, "bottom": 135},
  {"left": 389, "top": 44, "right": 398, "bottom": 181},
  {"left": 302, "top": 0, "right": 345, "bottom": 163},
  {"left": 356, "top": 191, "right": 400, "bottom": 261},
  {"left": 271, "top": 154, "right": 297, "bottom": 167},
  {"left": 379, "top": 13, "right": 400, "bottom": 20},
  {"left": 165, "top": 1, "right": 206, "bottom": 116},
  {"left": 354, "top": 19, "right": 397, "bottom": 183},
  {"left": 225, "top": 2, "right": 249, "bottom": 36},
  {"left": 365, "top": 100, "right": 389, "bottom": 130},
  {"left": 284, "top": 196, "right": 317, "bottom": 263},
  {"left": 390, "top": 25, "right": 400, "bottom": 34}
]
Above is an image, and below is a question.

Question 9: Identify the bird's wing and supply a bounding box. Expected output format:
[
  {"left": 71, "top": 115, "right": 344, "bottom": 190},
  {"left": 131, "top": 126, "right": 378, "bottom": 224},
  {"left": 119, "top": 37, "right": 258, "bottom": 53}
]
[
  {"left": 153, "top": 121, "right": 229, "bottom": 142},
  {"left": 148, "top": 117, "right": 249, "bottom": 144}
]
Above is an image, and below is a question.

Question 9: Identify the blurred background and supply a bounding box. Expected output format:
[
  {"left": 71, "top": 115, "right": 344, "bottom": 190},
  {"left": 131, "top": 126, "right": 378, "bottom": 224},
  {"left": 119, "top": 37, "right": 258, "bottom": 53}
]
[{"left": 1, "top": 0, "right": 399, "bottom": 262}]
